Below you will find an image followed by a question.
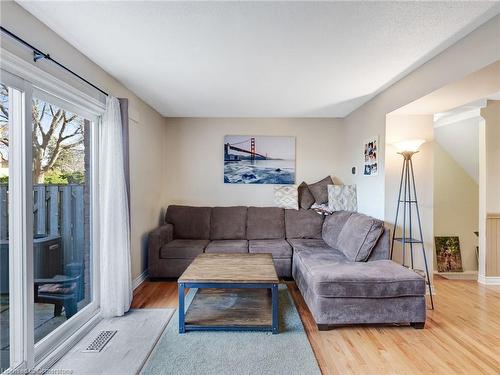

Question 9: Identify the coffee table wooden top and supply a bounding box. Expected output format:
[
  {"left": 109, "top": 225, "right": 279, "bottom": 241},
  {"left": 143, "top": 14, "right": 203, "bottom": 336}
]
[{"left": 178, "top": 253, "right": 279, "bottom": 284}]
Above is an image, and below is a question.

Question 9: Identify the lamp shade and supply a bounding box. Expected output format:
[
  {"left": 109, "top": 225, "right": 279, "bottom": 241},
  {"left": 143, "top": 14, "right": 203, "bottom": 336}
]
[{"left": 393, "top": 139, "right": 426, "bottom": 153}]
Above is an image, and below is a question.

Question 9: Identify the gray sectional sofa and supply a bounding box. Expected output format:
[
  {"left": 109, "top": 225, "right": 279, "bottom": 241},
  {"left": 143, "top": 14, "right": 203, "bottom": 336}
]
[{"left": 149, "top": 205, "right": 426, "bottom": 329}]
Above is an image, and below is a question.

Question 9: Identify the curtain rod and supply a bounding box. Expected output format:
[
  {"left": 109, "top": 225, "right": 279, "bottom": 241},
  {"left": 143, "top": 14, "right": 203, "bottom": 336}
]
[{"left": 1, "top": 26, "right": 109, "bottom": 97}]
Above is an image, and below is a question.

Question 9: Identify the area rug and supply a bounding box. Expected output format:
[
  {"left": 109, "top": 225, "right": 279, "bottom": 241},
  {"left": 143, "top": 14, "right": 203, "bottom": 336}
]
[{"left": 140, "top": 285, "right": 321, "bottom": 375}]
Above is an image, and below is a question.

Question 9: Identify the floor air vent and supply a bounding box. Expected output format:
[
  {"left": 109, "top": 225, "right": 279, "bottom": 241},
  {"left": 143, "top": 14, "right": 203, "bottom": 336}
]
[{"left": 83, "top": 330, "right": 117, "bottom": 353}]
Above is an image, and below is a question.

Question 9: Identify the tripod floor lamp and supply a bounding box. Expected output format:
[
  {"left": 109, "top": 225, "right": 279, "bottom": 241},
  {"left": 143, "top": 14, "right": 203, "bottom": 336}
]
[{"left": 390, "top": 139, "right": 434, "bottom": 310}]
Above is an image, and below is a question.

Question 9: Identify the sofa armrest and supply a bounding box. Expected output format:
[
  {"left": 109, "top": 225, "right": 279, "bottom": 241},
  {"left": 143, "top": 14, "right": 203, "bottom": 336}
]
[
  {"left": 148, "top": 223, "right": 174, "bottom": 277},
  {"left": 367, "top": 228, "right": 391, "bottom": 261}
]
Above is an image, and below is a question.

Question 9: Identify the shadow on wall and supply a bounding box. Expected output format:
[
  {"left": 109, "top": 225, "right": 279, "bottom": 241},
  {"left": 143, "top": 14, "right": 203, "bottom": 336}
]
[{"left": 303, "top": 94, "right": 374, "bottom": 117}]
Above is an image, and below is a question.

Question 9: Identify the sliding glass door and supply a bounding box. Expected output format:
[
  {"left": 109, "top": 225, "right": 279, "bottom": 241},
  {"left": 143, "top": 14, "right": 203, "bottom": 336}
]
[
  {"left": 0, "top": 67, "right": 100, "bottom": 372},
  {"left": 32, "top": 94, "right": 94, "bottom": 345}
]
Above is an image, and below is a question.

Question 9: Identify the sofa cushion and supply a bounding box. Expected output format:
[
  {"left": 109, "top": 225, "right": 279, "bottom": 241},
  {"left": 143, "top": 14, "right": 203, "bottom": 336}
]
[
  {"left": 336, "top": 213, "right": 384, "bottom": 262},
  {"left": 307, "top": 176, "right": 333, "bottom": 204},
  {"left": 205, "top": 240, "right": 248, "bottom": 254},
  {"left": 165, "top": 205, "right": 211, "bottom": 239},
  {"left": 210, "top": 206, "right": 247, "bottom": 240},
  {"left": 294, "top": 246, "right": 348, "bottom": 266},
  {"left": 294, "top": 253, "right": 425, "bottom": 298},
  {"left": 160, "top": 239, "right": 209, "bottom": 259},
  {"left": 287, "top": 238, "right": 332, "bottom": 253},
  {"left": 249, "top": 239, "right": 292, "bottom": 258},
  {"left": 246, "top": 207, "right": 285, "bottom": 240},
  {"left": 285, "top": 209, "right": 324, "bottom": 239},
  {"left": 322, "top": 211, "right": 353, "bottom": 249},
  {"left": 298, "top": 182, "right": 315, "bottom": 209}
]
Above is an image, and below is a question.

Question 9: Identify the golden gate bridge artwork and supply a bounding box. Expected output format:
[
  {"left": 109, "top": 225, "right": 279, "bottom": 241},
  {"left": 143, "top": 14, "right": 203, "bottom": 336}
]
[{"left": 223, "top": 135, "right": 295, "bottom": 184}]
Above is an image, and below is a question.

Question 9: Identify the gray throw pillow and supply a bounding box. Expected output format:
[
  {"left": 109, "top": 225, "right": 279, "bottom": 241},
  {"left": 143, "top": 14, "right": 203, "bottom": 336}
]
[
  {"left": 298, "top": 182, "right": 315, "bottom": 209},
  {"left": 322, "top": 211, "right": 354, "bottom": 249},
  {"left": 308, "top": 176, "right": 334, "bottom": 204},
  {"left": 336, "top": 213, "right": 384, "bottom": 262}
]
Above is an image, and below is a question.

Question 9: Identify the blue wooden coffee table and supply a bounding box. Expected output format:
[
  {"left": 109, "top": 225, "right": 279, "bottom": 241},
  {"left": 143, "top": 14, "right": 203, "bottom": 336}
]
[{"left": 178, "top": 253, "right": 279, "bottom": 334}]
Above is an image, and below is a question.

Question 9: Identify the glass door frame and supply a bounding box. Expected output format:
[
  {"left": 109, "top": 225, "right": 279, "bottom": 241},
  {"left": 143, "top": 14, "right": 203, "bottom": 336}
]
[
  {"left": 2, "top": 68, "right": 34, "bottom": 372},
  {"left": 1, "top": 49, "right": 103, "bottom": 371}
]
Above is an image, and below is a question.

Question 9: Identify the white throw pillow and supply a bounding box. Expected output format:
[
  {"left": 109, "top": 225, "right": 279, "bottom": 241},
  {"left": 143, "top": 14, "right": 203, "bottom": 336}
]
[
  {"left": 274, "top": 185, "right": 299, "bottom": 210},
  {"left": 328, "top": 184, "right": 358, "bottom": 212}
]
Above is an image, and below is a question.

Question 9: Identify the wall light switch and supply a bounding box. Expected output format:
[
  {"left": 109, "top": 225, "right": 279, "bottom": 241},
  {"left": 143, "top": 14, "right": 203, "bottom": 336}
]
[{"left": 351, "top": 167, "right": 356, "bottom": 175}]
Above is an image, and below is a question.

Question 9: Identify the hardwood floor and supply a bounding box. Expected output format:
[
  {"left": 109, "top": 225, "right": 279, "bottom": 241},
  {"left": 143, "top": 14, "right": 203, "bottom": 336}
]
[{"left": 132, "top": 277, "right": 500, "bottom": 374}]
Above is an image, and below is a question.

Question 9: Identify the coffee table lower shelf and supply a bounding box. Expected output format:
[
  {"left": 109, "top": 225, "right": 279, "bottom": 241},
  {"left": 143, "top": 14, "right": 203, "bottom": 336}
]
[{"left": 178, "top": 283, "right": 279, "bottom": 334}]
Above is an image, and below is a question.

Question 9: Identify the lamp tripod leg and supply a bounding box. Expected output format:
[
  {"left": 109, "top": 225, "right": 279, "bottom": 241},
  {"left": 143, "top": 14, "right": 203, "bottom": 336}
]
[{"left": 421, "top": 245, "right": 434, "bottom": 310}]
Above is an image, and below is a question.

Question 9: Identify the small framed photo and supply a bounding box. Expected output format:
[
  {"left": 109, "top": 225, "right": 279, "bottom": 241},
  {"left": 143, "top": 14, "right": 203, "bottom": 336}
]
[{"left": 363, "top": 137, "right": 378, "bottom": 176}]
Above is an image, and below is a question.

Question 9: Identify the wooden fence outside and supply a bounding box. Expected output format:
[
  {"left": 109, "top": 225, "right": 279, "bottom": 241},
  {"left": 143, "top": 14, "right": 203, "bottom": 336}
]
[{"left": 0, "top": 184, "right": 85, "bottom": 265}]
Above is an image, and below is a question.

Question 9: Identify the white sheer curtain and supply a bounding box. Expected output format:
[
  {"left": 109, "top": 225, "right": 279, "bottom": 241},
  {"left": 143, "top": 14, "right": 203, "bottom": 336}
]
[{"left": 99, "top": 96, "right": 132, "bottom": 317}]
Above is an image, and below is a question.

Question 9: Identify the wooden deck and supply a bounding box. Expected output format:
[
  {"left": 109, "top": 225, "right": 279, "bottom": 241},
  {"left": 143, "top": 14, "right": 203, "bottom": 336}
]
[{"left": 132, "top": 277, "right": 500, "bottom": 374}]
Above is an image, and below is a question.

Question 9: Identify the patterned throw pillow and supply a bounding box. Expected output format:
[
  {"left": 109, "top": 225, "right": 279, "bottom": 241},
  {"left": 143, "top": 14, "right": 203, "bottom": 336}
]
[
  {"left": 327, "top": 185, "right": 357, "bottom": 212},
  {"left": 274, "top": 185, "right": 299, "bottom": 210}
]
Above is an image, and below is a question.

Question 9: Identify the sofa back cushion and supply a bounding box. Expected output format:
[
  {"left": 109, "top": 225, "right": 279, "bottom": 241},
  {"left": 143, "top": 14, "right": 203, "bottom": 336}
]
[
  {"left": 335, "top": 213, "right": 384, "bottom": 262},
  {"left": 246, "top": 207, "right": 285, "bottom": 239},
  {"left": 165, "top": 205, "right": 212, "bottom": 240},
  {"left": 210, "top": 206, "right": 247, "bottom": 240},
  {"left": 285, "top": 209, "right": 324, "bottom": 239},
  {"left": 322, "top": 211, "right": 354, "bottom": 249}
]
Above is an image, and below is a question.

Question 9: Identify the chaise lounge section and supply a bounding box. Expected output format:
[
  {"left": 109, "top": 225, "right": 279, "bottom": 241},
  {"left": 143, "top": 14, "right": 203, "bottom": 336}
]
[{"left": 149, "top": 205, "right": 426, "bottom": 328}]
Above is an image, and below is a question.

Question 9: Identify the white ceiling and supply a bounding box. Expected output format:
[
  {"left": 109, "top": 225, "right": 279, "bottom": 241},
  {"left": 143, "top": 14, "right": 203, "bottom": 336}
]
[{"left": 18, "top": 1, "right": 500, "bottom": 118}]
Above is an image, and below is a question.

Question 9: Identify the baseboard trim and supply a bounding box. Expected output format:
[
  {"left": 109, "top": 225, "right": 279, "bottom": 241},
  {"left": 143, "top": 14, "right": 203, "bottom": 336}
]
[
  {"left": 478, "top": 274, "right": 500, "bottom": 285},
  {"left": 435, "top": 271, "right": 478, "bottom": 280},
  {"left": 133, "top": 269, "right": 149, "bottom": 290}
]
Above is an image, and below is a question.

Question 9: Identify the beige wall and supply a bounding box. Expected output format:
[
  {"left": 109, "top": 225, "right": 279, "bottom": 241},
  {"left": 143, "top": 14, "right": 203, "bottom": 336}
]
[
  {"left": 434, "top": 143, "right": 479, "bottom": 272},
  {"left": 3, "top": 1, "right": 500, "bottom": 281},
  {"left": 341, "top": 15, "right": 500, "bottom": 220},
  {"left": 163, "top": 118, "right": 344, "bottom": 206},
  {"left": 385, "top": 115, "right": 434, "bottom": 274},
  {"left": 1, "top": 2, "right": 167, "bottom": 279},
  {"left": 481, "top": 100, "right": 500, "bottom": 215}
]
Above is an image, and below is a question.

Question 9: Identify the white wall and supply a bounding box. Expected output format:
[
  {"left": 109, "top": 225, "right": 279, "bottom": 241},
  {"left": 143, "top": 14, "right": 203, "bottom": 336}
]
[
  {"left": 0, "top": 2, "right": 167, "bottom": 279},
  {"left": 341, "top": 15, "right": 500, "bottom": 220},
  {"left": 163, "top": 118, "right": 344, "bottom": 206},
  {"left": 434, "top": 143, "right": 479, "bottom": 272}
]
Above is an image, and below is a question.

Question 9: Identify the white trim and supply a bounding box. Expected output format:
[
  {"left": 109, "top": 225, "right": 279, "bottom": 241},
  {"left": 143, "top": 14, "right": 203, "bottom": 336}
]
[
  {"left": 7, "top": 82, "right": 32, "bottom": 370},
  {"left": 91, "top": 115, "right": 101, "bottom": 312},
  {"left": 478, "top": 274, "right": 500, "bottom": 285},
  {"left": 478, "top": 117, "right": 487, "bottom": 279},
  {"left": 133, "top": 269, "right": 149, "bottom": 291},
  {"left": 0, "top": 48, "right": 105, "bottom": 115},
  {"left": 435, "top": 271, "right": 478, "bottom": 280},
  {"left": 34, "top": 312, "right": 102, "bottom": 373},
  {"left": 32, "top": 87, "right": 99, "bottom": 124},
  {"left": 433, "top": 108, "right": 483, "bottom": 128}
]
